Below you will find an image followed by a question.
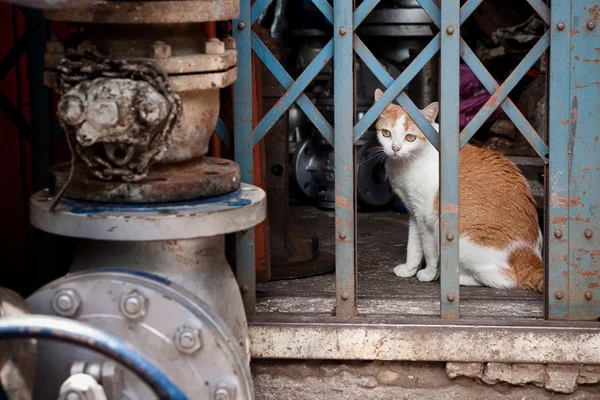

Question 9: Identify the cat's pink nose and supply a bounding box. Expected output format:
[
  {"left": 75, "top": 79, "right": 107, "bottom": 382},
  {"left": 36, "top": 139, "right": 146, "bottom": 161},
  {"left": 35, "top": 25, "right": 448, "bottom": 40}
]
[{"left": 392, "top": 146, "right": 401, "bottom": 153}]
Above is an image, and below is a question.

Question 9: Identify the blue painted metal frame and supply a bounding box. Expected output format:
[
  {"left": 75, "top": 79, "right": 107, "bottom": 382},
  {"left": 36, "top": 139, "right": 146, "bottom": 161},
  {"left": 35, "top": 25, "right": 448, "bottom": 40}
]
[
  {"left": 233, "top": 0, "right": 600, "bottom": 321},
  {"left": 0, "top": 315, "right": 188, "bottom": 399}
]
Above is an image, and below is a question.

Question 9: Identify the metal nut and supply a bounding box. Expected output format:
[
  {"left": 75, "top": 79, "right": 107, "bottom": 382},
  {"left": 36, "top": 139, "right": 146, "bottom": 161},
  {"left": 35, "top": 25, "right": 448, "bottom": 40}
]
[
  {"left": 237, "top": 21, "right": 246, "bottom": 30},
  {"left": 341, "top": 292, "right": 350, "bottom": 300},
  {"left": 585, "top": 291, "right": 593, "bottom": 300},
  {"left": 52, "top": 289, "right": 81, "bottom": 317},
  {"left": 339, "top": 27, "right": 347, "bottom": 35},
  {"left": 557, "top": 22, "right": 565, "bottom": 31},
  {"left": 174, "top": 326, "right": 202, "bottom": 354},
  {"left": 587, "top": 20, "right": 596, "bottom": 30},
  {"left": 205, "top": 38, "right": 226, "bottom": 55},
  {"left": 119, "top": 290, "right": 147, "bottom": 320},
  {"left": 446, "top": 26, "right": 455, "bottom": 35},
  {"left": 584, "top": 229, "right": 593, "bottom": 239},
  {"left": 446, "top": 293, "right": 456, "bottom": 302},
  {"left": 213, "top": 384, "right": 236, "bottom": 400},
  {"left": 339, "top": 231, "right": 347, "bottom": 240},
  {"left": 554, "top": 229, "right": 563, "bottom": 239},
  {"left": 149, "top": 41, "right": 171, "bottom": 59},
  {"left": 446, "top": 232, "right": 455, "bottom": 241},
  {"left": 223, "top": 35, "right": 236, "bottom": 50}
]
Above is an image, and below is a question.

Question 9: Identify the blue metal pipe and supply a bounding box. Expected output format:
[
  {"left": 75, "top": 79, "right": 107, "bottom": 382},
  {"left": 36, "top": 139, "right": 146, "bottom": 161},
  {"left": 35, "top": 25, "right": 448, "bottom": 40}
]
[{"left": 0, "top": 315, "right": 187, "bottom": 399}]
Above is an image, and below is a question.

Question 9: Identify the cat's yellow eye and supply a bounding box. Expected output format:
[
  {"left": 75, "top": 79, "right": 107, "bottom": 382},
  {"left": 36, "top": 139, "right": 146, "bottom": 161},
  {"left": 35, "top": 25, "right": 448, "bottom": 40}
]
[
  {"left": 405, "top": 134, "right": 417, "bottom": 142},
  {"left": 380, "top": 129, "right": 391, "bottom": 138}
]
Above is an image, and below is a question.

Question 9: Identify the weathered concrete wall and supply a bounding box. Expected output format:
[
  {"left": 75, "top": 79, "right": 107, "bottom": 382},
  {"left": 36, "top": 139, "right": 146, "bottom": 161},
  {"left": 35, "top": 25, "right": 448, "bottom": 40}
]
[{"left": 252, "top": 360, "right": 600, "bottom": 399}]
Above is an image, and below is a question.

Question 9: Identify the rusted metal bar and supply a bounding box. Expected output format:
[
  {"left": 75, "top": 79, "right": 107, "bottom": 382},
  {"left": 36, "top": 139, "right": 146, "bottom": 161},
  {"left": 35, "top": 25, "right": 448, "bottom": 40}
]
[
  {"left": 334, "top": 0, "right": 356, "bottom": 317},
  {"left": 563, "top": 0, "right": 599, "bottom": 321},
  {"left": 233, "top": 0, "right": 257, "bottom": 314},
  {"left": 459, "top": 32, "right": 550, "bottom": 148},
  {"left": 251, "top": 32, "right": 333, "bottom": 144},
  {"left": 439, "top": 0, "right": 460, "bottom": 319},
  {"left": 459, "top": 39, "right": 549, "bottom": 161},
  {"left": 248, "top": 315, "right": 600, "bottom": 364},
  {"left": 252, "top": 40, "right": 333, "bottom": 146},
  {"left": 546, "top": 1, "right": 571, "bottom": 320}
]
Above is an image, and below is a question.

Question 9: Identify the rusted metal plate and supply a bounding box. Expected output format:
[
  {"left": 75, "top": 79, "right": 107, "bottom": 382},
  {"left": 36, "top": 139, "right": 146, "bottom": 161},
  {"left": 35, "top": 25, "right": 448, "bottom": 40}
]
[
  {"left": 43, "top": 0, "right": 239, "bottom": 24},
  {"left": 248, "top": 315, "right": 600, "bottom": 364},
  {"left": 50, "top": 157, "right": 241, "bottom": 203}
]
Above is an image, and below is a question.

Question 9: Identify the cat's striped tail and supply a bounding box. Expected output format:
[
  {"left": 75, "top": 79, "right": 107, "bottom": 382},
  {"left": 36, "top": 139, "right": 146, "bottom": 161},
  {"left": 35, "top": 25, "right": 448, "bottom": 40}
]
[{"left": 508, "top": 246, "right": 544, "bottom": 293}]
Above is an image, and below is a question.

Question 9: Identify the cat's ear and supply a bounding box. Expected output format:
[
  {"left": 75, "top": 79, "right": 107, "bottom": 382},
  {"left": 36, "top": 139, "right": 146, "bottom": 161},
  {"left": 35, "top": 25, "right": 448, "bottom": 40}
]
[
  {"left": 374, "top": 88, "right": 384, "bottom": 102},
  {"left": 421, "top": 102, "right": 439, "bottom": 122}
]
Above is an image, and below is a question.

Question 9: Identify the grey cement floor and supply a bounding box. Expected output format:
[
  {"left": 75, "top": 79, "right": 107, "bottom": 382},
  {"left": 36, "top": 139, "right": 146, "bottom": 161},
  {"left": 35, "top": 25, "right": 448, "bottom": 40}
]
[{"left": 256, "top": 205, "right": 543, "bottom": 319}]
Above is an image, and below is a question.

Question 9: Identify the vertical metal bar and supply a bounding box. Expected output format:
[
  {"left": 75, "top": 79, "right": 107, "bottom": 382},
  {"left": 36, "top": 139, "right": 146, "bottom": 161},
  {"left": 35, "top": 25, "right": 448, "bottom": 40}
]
[
  {"left": 439, "top": 0, "right": 460, "bottom": 318},
  {"left": 546, "top": 0, "right": 570, "bottom": 320},
  {"left": 334, "top": 0, "right": 356, "bottom": 317},
  {"left": 233, "top": 0, "right": 256, "bottom": 314},
  {"left": 565, "top": 0, "right": 599, "bottom": 321}
]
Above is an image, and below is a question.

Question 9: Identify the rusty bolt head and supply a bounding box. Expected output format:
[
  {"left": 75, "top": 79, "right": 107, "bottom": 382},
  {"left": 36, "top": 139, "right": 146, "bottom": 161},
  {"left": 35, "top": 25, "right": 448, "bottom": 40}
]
[
  {"left": 587, "top": 21, "right": 596, "bottom": 30},
  {"left": 584, "top": 229, "right": 593, "bottom": 239},
  {"left": 52, "top": 289, "right": 81, "bottom": 317},
  {"left": 446, "top": 293, "right": 456, "bottom": 302},
  {"left": 205, "top": 38, "right": 226, "bottom": 55},
  {"left": 554, "top": 291, "right": 564, "bottom": 300},
  {"left": 339, "top": 231, "right": 348, "bottom": 240},
  {"left": 237, "top": 21, "right": 246, "bottom": 30},
  {"left": 223, "top": 36, "right": 236, "bottom": 50},
  {"left": 554, "top": 229, "right": 563, "bottom": 239},
  {"left": 241, "top": 285, "right": 249, "bottom": 293},
  {"left": 149, "top": 41, "right": 171, "bottom": 59},
  {"left": 446, "top": 26, "right": 455, "bottom": 35},
  {"left": 339, "top": 27, "right": 347, "bottom": 36},
  {"left": 584, "top": 291, "right": 593, "bottom": 300},
  {"left": 341, "top": 292, "right": 350, "bottom": 301},
  {"left": 446, "top": 232, "right": 455, "bottom": 241},
  {"left": 119, "top": 290, "right": 147, "bottom": 320},
  {"left": 557, "top": 22, "right": 565, "bottom": 31},
  {"left": 47, "top": 39, "right": 65, "bottom": 55},
  {"left": 174, "top": 326, "right": 202, "bottom": 355}
]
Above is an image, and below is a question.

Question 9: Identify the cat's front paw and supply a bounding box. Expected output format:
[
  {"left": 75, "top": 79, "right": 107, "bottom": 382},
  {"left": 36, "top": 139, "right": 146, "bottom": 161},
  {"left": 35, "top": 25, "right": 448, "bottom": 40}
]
[
  {"left": 393, "top": 264, "right": 418, "bottom": 278},
  {"left": 417, "top": 267, "right": 439, "bottom": 282}
]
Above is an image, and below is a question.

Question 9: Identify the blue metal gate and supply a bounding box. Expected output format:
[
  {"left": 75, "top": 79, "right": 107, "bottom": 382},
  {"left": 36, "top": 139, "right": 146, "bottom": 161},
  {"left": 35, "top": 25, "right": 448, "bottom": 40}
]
[{"left": 231, "top": 0, "right": 600, "bottom": 321}]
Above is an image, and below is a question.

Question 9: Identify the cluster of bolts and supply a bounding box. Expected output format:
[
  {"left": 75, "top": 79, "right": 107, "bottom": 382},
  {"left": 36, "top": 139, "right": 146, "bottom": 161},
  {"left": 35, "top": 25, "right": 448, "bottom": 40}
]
[
  {"left": 557, "top": 21, "right": 596, "bottom": 30},
  {"left": 51, "top": 289, "right": 206, "bottom": 355}
]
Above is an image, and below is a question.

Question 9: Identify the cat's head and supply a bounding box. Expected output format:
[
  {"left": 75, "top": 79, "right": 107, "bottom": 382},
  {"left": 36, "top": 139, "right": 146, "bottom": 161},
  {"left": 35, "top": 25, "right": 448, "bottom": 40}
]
[{"left": 373, "top": 89, "right": 438, "bottom": 160}]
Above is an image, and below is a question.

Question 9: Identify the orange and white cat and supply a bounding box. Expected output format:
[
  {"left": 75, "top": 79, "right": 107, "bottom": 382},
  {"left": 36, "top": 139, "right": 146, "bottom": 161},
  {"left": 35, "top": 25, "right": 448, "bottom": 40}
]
[{"left": 374, "top": 89, "right": 543, "bottom": 291}]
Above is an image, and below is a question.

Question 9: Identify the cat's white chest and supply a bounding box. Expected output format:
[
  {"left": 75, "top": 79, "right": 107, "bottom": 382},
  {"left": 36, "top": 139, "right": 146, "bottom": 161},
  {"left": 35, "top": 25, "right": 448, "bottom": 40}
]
[{"left": 386, "top": 153, "right": 439, "bottom": 217}]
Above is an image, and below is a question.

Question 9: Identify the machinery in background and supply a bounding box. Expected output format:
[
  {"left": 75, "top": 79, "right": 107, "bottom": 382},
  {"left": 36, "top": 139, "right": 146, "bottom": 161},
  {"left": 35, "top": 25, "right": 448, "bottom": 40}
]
[
  {"left": 0, "top": 0, "right": 263, "bottom": 398},
  {"left": 287, "top": 0, "right": 438, "bottom": 209}
]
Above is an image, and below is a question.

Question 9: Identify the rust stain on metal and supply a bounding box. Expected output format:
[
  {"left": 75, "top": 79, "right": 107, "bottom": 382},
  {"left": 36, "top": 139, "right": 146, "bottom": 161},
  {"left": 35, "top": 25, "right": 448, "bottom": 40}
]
[
  {"left": 574, "top": 84, "right": 588, "bottom": 88},
  {"left": 572, "top": 106, "right": 579, "bottom": 123},
  {"left": 551, "top": 195, "right": 581, "bottom": 208},
  {"left": 589, "top": 5, "right": 600, "bottom": 20},
  {"left": 583, "top": 59, "right": 600, "bottom": 63},
  {"left": 50, "top": 157, "right": 241, "bottom": 203},
  {"left": 560, "top": 119, "right": 570, "bottom": 124},
  {"left": 571, "top": 29, "right": 580, "bottom": 35},
  {"left": 575, "top": 56, "right": 580, "bottom": 60},
  {"left": 335, "top": 195, "right": 352, "bottom": 209},
  {"left": 551, "top": 215, "right": 568, "bottom": 225},
  {"left": 589, "top": 282, "right": 600, "bottom": 289},
  {"left": 441, "top": 204, "right": 459, "bottom": 213}
]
